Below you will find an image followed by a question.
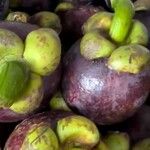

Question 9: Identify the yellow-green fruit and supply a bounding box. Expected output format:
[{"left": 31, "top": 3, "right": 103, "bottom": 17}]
[
  {"left": 23, "top": 28, "right": 61, "bottom": 76},
  {"left": 126, "top": 20, "right": 148, "bottom": 46},
  {"left": 0, "top": 28, "right": 24, "bottom": 59},
  {"left": 57, "top": 115, "right": 100, "bottom": 149},
  {"left": 0, "top": 59, "right": 30, "bottom": 106},
  {"left": 103, "top": 132, "right": 130, "bottom": 150},
  {"left": 6, "top": 11, "right": 29, "bottom": 23},
  {"left": 80, "top": 31, "right": 116, "bottom": 60},
  {"left": 21, "top": 123, "right": 59, "bottom": 150},
  {"left": 29, "top": 11, "right": 62, "bottom": 34},
  {"left": 50, "top": 91, "right": 71, "bottom": 111},
  {"left": 82, "top": 12, "right": 113, "bottom": 34},
  {"left": 108, "top": 44, "right": 150, "bottom": 74},
  {"left": 55, "top": 2, "right": 74, "bottom": 12},
  {"left": 10, "top": 73, "right": 43, "bottom": 114},
  {"left": 132, "top": 138, "right": 150, "bottom": 150}
]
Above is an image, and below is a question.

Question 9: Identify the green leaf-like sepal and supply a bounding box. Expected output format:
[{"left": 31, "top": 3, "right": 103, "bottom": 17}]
[{"left": 0, "top": 59, "right": 30, "bottom": 106}]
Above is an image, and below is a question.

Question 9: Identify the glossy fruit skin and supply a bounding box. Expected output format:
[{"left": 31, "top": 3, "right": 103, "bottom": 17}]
[
  {"left": 4, "top": 110, "right": 73, "bottom": 150},
  {"left": 62, "top": 40, "right": 150, "bottom": 125}
]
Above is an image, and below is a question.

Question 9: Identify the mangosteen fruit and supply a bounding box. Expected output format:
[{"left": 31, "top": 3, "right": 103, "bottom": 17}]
[{"left": 62, "top": 0, "right": 150, "bottom": 125}]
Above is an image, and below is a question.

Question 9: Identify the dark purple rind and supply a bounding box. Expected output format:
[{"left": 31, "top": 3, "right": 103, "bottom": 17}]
[
  {"left": 42, "top": 64, "right": 62, "bottom": 108},
  {"left": 10, "top": 0, "right": 58, "bottom": 14},
  {"left": 62, "top": 40, "right": 150, "bottom": 125},
  {"left": 0, "top": 108, "right": 36, "bottom": 123},
  {"left": 58, "top": 5, "right": 100, "bottom": 51},
  {"left": 0, "top": 21, "right": 39, "bottom": 40},
  {"left": 123, "top": 105, "right": 150, "bottom": 143},
  {"left": 4, "top": 110, "right": 73, "bottom": 150}
]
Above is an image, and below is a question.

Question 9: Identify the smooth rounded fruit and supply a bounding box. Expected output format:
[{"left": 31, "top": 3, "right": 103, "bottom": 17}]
[
  {"left": 23, "top": 28, "right": 61, "bottom": 76},
  {"left": 62, "top": 41, "right": 150, "bottom": 125}
]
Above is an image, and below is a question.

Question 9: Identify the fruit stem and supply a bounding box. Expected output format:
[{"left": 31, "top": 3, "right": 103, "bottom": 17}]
[{"left": 109, "top": 0, "right": 135, "bottom": 43}]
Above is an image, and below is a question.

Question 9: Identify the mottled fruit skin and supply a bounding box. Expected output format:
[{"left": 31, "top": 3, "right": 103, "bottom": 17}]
[
  {"left": 4, "top": 110, "right": 73, "bottom": 150},
  {"left": 123, "top": 105, "right": 150, "bottom": 143},
  {"left": 0, "top": 21, "right": 39, "bottom": 40},
  {"left": 62, "top": 41, "right": 150, "bottom": 125}
]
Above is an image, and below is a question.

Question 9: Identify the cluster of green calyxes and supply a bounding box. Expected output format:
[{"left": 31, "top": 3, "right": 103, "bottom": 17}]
[
  {"left": 81, "top": 0, "right": 150, "bottom": 74},
  {"left": 0, "top": 27, "right": 61, "bottom": 108}
]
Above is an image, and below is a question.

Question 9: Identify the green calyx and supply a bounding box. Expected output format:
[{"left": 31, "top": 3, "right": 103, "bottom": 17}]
[
  {"left": 82, "top": 11, "right": 113, "bottom": 34},
  {"left": 126, "top": 20, "right": 148, "bottom": 46},
  {"left": 0, "top": 59, "right": 30, "bottom": 106},
  {"left": 10, "top": 73, "right": 43, "bottom": 114},
  {"left": 80, "top": 31, "right": 116, "bottom": 60},
  {"left": 134, "top": 0, "right": 150, "bottom": 11},
  {"left": 103, "top": 132, "right": 130, "bottom": 150},
  {"left": 132, "top": 138, "right": 150, "bottom": 150},
  {"left": 109, "top": 0, "right": 135, "bottom": 43},
  {"left": 6, "top": 11, "right": 29, "bottom": 23},
  {"left": 50, "top": 91, "right": 71, "bottom": 112},
  {"left": 55, "top": 2, "right": 74, "bottom": 13},
  {"left": 0, "top": 28, "right": 24, "bottom": 59},
  {"left": 29, "top": 11, "right": 62, "bottom": 34},
  {"left": 21, "top": 123, "right": 59, "bottom": 150},
  {"left": 57, "top": 115, "right": 100, "bottom": 149},
  {"left": 108, "top": 44, "right": 150, "bottom": 74},
  {"left": 23, "top": 28, "right": 61, "bottom": 76}
]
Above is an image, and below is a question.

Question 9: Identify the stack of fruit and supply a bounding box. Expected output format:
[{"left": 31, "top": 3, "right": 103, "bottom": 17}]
[{"left": 0, "top": 0, "right": 149, "bottom": 149}]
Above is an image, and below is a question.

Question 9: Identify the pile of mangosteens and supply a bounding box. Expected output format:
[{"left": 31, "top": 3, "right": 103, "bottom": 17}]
[{"left": 0, "top": 0, "right": 149, "bottom": 149}]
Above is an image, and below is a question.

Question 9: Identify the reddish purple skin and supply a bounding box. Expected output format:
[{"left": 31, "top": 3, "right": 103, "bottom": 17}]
[
  {"left": 62, "top": 41, "right": 150, "bottom": 125},
  {"left": 0, "top": 21, "right": 39, "bottom": 40},
  {"left": 4, "top": 111, "right": 73, "bottom": 150},
  {"left": 42, "top": 64, "right": 62, "bottom": 107},
  {"left": 123, "top": 105, "right": 150, "bottom": 143}
]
